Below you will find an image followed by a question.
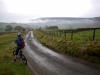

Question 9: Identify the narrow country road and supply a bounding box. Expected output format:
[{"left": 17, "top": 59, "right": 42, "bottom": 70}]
[{"left": 24, "top": 31, "right": 100, "bottom": 75}]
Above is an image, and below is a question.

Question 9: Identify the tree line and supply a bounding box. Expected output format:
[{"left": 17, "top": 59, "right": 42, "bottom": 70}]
[{"left": 5, "top": 25, "right": 25, "bottom": 32}]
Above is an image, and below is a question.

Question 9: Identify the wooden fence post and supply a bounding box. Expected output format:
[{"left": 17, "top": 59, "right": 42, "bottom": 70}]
[
  {"left": 93, "top": 28, "right": 96, "bottom": 40},
  {"left": 64, "top": 32, "right": 66, "bottom": 39},
  {"left": 53, "top": 32, "right": 54, "bottom": 37},
  {"left": 71, "top": 31, "right": 73, "bottom": 40},
  {"left": 54, "top": 32, "right": 55, "bottom": 37},
  {"left": 59, "top": 31, "right": 61, "bottom": 37},
  {"left": 57, "top": 31, "right": 58, "bottom": 37},
  {"left": 56, "top": 31, "right": 57, "bottom": 37}
]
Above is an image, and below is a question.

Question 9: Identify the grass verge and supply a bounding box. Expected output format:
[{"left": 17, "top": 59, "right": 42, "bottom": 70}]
[
  {"left": 0, "top": 32, "right": 30, "bottom": 75},
  {"left": 34, "top": 30, "right": 100, "bottom": 64}
]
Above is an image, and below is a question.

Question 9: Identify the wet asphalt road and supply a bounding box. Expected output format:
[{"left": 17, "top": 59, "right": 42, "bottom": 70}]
[{"left": 24, "top": 31, "right": 100, "bottom": 75}]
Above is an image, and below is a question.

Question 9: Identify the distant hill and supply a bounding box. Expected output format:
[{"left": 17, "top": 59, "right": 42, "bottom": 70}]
[
  {"left": 37, "top": 17, "right": 91, "bottom": 20},
  {"left": 0, "top": 17, "right": 100, "bottom": 31},
  {"left": 36, "top": 17, "right": 100, "bottom": 21},
  {"left": 32, "top": 17, "right": 100, "bottom": 29},
  {"left": 93, "top": 17, "right": 100, "bottom": 21}
]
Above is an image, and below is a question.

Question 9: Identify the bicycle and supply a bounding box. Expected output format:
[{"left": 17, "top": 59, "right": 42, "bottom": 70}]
[{"left": 11, "top": 47, "right": 27, "bottom": 65}]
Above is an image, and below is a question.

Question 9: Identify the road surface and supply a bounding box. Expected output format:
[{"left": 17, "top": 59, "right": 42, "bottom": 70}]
[{"left": 24, "top": 31, "right": 100, "bottom": 75}]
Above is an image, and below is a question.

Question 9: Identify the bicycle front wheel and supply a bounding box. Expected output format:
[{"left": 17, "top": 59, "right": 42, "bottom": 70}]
[
  {"left": 21, "top": 55, "right": 27, "bottom": 65},
  {"left": 13, "top": 50, "right": 16, "bottom": 56}
]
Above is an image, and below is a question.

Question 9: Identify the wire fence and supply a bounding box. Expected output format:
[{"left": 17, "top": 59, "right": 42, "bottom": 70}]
[{"left": 40, "top": 28, "right": 100, "bottom": 41}]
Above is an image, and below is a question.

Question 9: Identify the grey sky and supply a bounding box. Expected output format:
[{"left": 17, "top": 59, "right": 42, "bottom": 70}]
[
  {"left": 85, "top": 0, "right": 100, "bottom": 17},
  {"left": 0, "top": 0, "right": 6, "bottom": 13},
  {"left": 0, "top": 0, "right": 100, "bottom": 23}
]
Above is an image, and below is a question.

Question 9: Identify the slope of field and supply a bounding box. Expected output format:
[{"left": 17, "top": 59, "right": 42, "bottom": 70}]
[
  {"left": 34, "top": 30, "right": 100, "bottom": 63},
  {"left": 0, "top": 32, "right": 30, "bottom": 75}
]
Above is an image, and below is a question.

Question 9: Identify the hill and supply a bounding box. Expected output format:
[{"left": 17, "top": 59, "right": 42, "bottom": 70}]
[{"left": 32, "top": 17, "right": 100, "bottom": 29}]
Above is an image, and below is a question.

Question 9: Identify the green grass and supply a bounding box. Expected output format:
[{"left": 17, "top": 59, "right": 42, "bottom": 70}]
[
  {"left": 0, "top": 32, "right": 30, "bottom": 75},
  {"left": 43, "top": 29, "right": 100, "bottom": 41},
  {"left": 34, "top": 30, "right": 100, "bottom": 64}
]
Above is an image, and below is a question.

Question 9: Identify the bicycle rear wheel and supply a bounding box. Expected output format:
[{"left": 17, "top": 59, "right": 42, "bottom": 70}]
[{"left": 21, "top": 55, "right": 27, "bottom": 65}]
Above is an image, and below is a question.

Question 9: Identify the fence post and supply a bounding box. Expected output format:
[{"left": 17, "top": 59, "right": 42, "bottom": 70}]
[
  {"left": 51, "top": 32, "right": 53, "bottom": 37},
  {"left": 64, "top": 31, "right": 66, "bottom": 39},
  {"left": 54, "top": 31, "right": 56, "bottom": 37},
  {"left": 71, "top": 31, "right": 73, "bottom": 40},
  {"left": 56, "top": 31, "right": 57, "bottom": 37},
  {"left": 59, "top": 31, "right": 61, "bottom": 37},
  {"left": 57, "top": 31, "right": 59, "bottom": 37},
  {"left": 57, "top": 31, "right": 58, "bottom": 37},
  {"left": 93, "top": 28, "right": 96, "bottom": 40},
  {"left": 54, "top": 32, "right": 55, "bottom": 37}
]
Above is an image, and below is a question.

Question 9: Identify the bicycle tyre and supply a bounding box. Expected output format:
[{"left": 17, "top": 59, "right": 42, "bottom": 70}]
[
  {"left": 13, "top": 50, "right": 16, "bottom": 56},
  {"left": 21, "top": 55, "right": 27, "bottom": 65}
]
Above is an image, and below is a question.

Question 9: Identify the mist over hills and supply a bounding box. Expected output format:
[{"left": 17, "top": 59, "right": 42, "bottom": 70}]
[
  {"left": 0, "top": 17, "right": 100, "bottom": 32},
  {"left": 32, "top": 17, "right": 100, "bottom": 29},
  {"left": 36, "top": 17, "right": 91, "bottom": 20}
]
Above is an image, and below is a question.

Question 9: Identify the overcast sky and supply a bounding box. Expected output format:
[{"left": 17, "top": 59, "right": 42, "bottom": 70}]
[{"left": 0, "top": 0, "right": 100, "bottom": 23}]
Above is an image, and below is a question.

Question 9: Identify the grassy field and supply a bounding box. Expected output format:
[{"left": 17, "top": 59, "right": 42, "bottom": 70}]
[
  {"left": 34, "top": 30, "right": 100, "bottom": 63},
  {"left": 0, "top": 32, "right": 30, "bottom": 75},
  {"left": 43, "top": 29, "right": 100, "bottom": 41}
]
